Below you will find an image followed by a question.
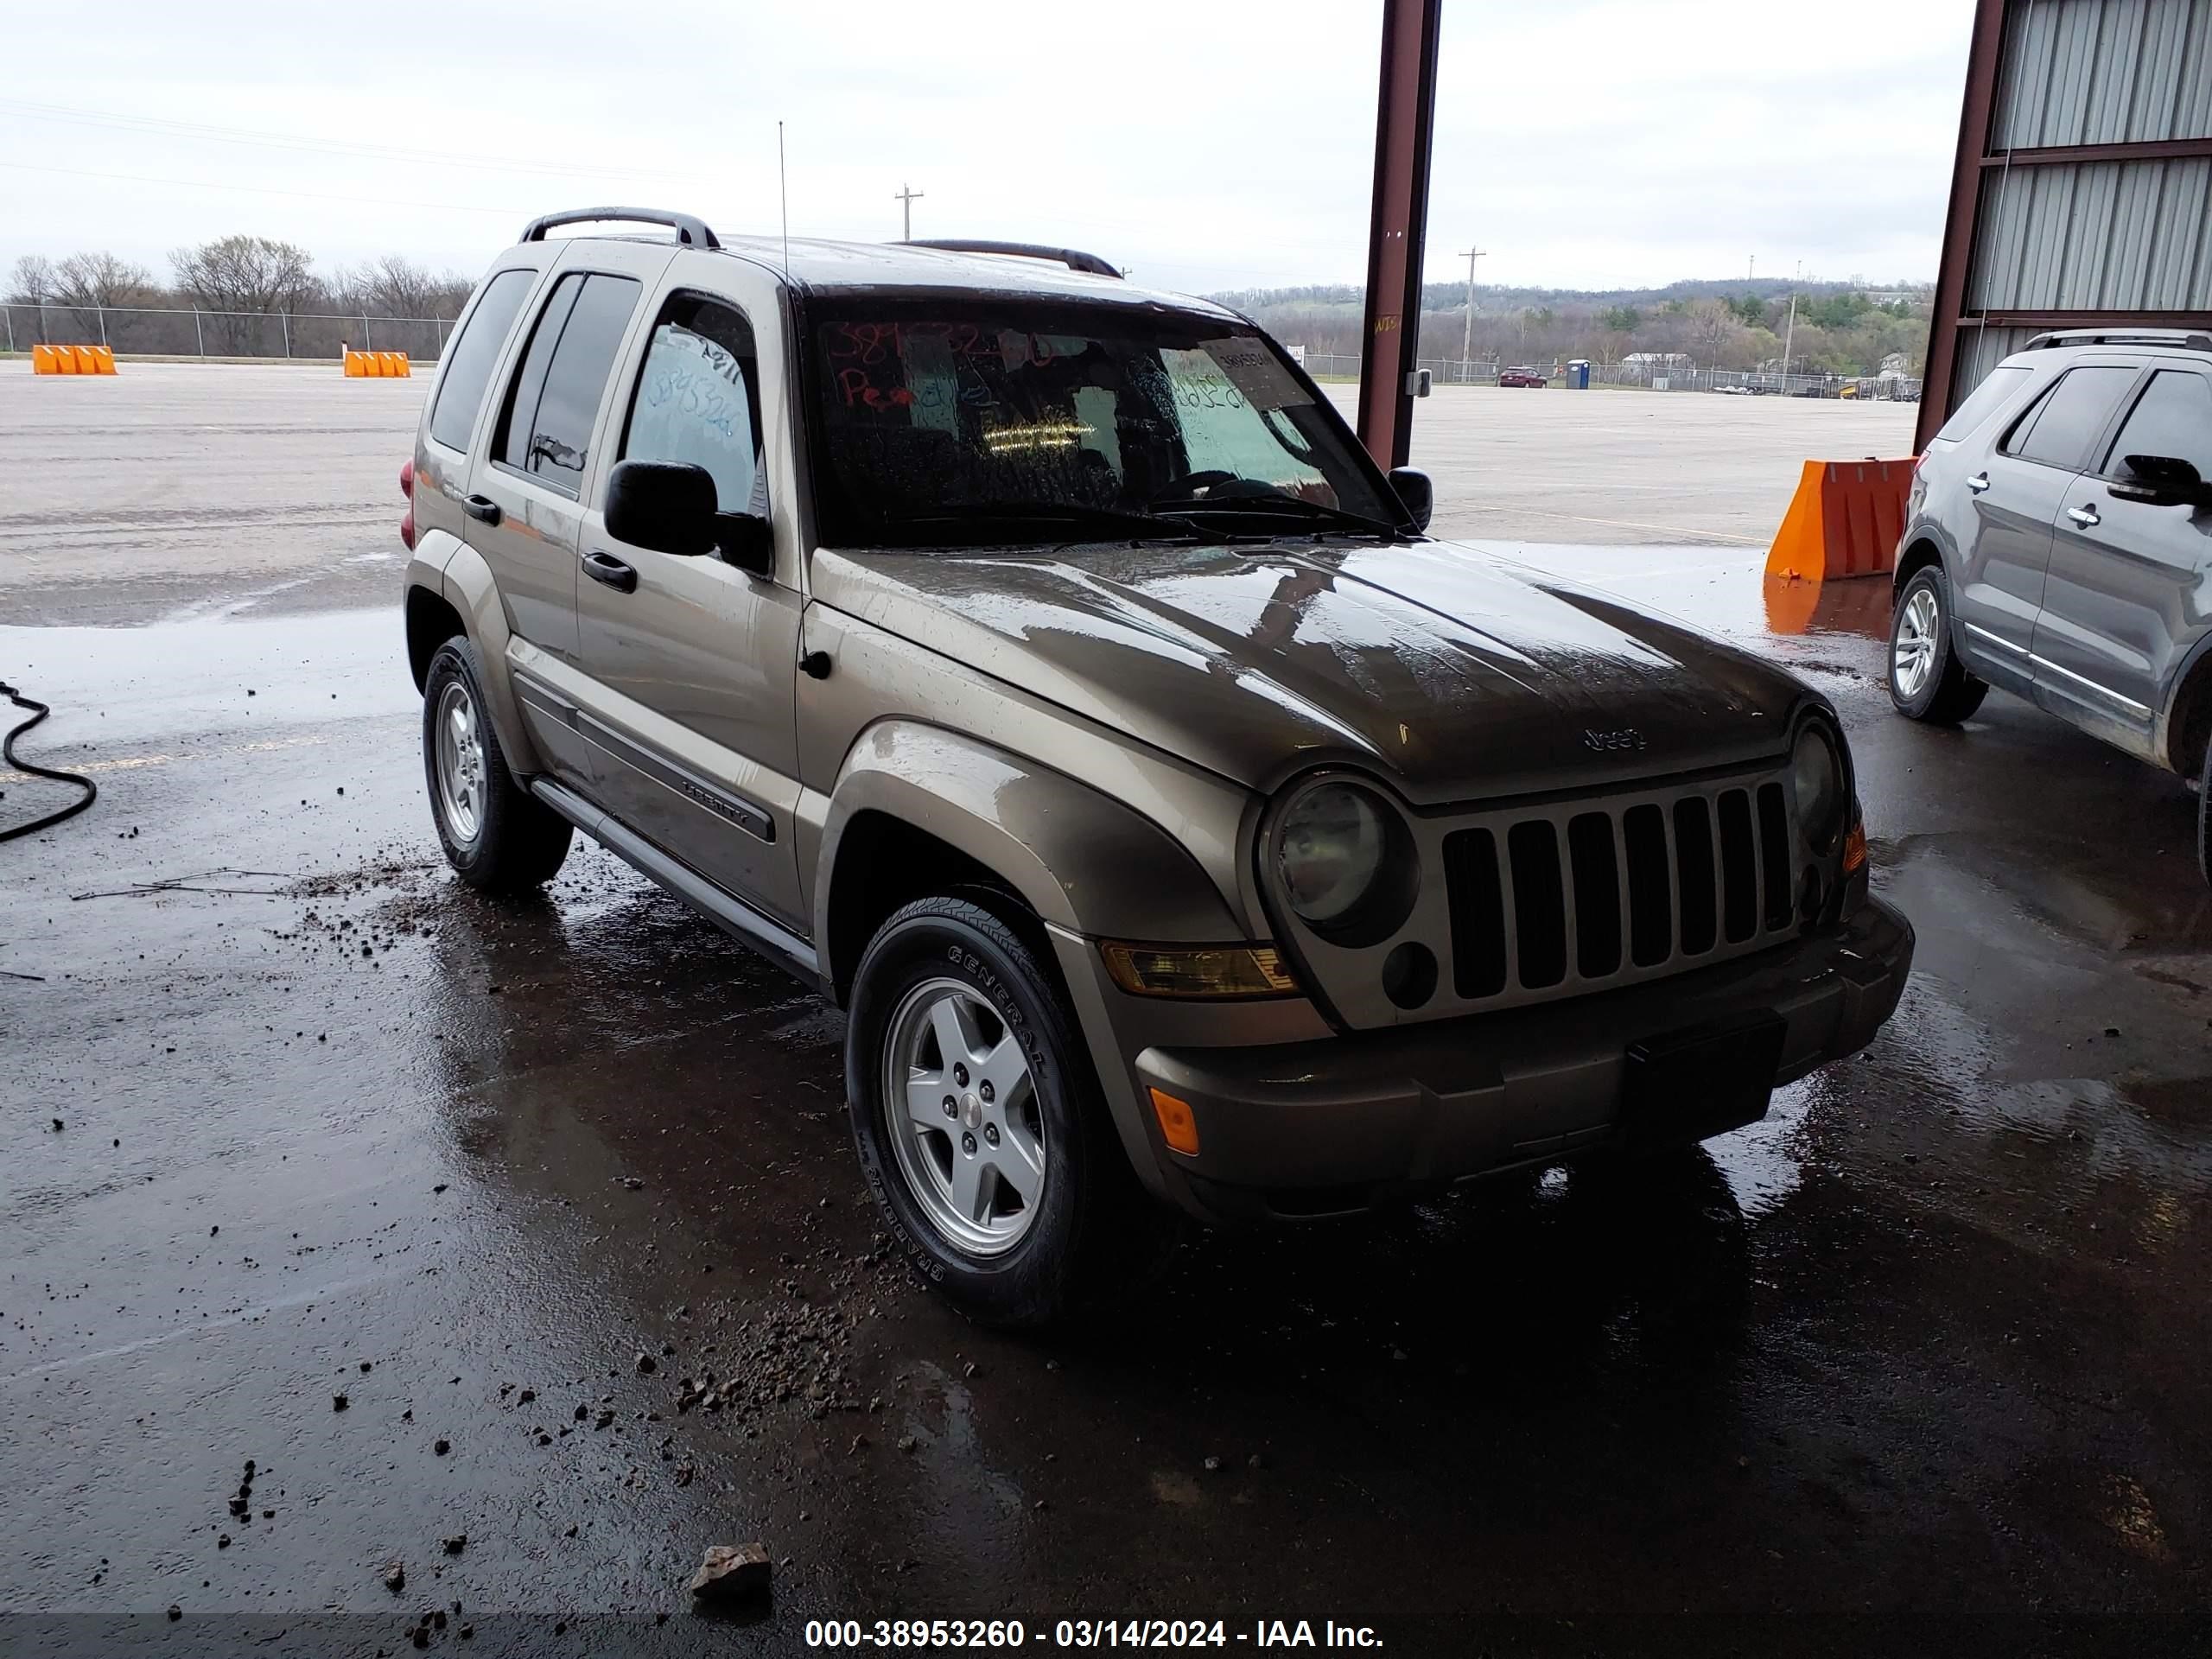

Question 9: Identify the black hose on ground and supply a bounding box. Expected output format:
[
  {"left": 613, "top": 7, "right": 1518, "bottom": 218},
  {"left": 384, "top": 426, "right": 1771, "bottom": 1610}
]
[{"left": 1, "top": 681, "right": 97, "bottom": 842}]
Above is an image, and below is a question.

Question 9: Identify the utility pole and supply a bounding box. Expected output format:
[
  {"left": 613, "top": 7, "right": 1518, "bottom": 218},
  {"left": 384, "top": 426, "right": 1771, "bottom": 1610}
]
[
  {"left": 894, "top": 182, "right": 924, "bottom": 240},
  {"left": 1458, "top": 245, "right": 1486, "bottom": 374},
  {"left": 1781, "top": 260, "right": 1801, "bottom": 389}
]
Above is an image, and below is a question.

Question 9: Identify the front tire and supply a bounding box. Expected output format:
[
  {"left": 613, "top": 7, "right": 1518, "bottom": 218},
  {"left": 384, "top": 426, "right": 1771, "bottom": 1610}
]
[
  {"left": 846, "top": 897, "right": 1166, "bottom": 1326},
  {"left": 1889, "top": 565, "right": 1987, "bottom": 725},
  {"left": 421, "top": 638, "right": 572, "bottom": 893}
]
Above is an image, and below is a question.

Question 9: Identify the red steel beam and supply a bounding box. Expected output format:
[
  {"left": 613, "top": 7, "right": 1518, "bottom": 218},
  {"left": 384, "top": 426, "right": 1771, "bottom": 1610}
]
[
  {"left": 1963, "top": 309, "right": 2212, "bottom": 330},
  {"left": 1357, "top": 0, "right": 1444, "bottom": 470},
  {"left": 1916, "top": 0, "right": 2012, "bottom": 452},
  {"left": 1980, "top": 135, "right": 2212, "bottom": 168}
]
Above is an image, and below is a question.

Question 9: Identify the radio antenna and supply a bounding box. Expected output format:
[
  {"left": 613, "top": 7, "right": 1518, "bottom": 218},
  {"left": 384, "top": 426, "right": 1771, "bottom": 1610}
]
[{"left": 777, "top": 120, "right": 791, "bottom": 276}]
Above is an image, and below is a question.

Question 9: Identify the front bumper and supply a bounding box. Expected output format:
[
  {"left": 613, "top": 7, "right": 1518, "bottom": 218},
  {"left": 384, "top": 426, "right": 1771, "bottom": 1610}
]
[{"left": 1134, "top": 897, "right": 1913, "bottom": 1222}]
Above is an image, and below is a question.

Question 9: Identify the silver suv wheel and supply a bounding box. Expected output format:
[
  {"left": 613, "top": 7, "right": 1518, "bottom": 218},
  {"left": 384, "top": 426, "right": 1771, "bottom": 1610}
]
[
  {"left": 883, "top": 976, "right": 1046, "bottom": 1255},
  {"left": 433, "top": 680, "right": 487, "bottom": 848},
  {"left": 1891, "top": 585, "right": 1940, "bottom": 700}
]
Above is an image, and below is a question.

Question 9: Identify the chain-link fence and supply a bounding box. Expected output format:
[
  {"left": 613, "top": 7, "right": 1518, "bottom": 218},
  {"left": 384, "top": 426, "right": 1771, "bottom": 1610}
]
[
  {"left": 1296, "top": 351, "right": 1920, "bottom": 400},
  {"left": 2, "top": 303, "right": 454, "bottom": 362}
]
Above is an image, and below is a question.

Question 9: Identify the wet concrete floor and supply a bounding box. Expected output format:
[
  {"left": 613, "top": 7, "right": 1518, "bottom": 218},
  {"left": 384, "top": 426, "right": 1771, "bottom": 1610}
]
[{"left": 3, "top": 552, "right": 2209, "bottom": 1656}]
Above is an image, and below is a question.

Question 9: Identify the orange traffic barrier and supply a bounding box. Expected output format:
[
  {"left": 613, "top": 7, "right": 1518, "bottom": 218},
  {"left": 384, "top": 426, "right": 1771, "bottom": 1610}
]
[
  {"left": 343, "top": 349, "right": 411, "bottom": 378},
  {"left": 1764, "top": 458, "right": 1912, "bottom": 583},
  {"left": 30, "top": 343, "right": 118, "bottom": 375},
  {"left": 1763, "top": 567, "right": 1897, "bottom": 638}
]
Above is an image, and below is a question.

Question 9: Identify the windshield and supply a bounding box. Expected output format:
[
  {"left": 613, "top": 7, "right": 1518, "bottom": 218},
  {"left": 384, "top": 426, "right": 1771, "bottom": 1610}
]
[{"left": 805, "top": 301, "right": 1401, "bottom": 546}]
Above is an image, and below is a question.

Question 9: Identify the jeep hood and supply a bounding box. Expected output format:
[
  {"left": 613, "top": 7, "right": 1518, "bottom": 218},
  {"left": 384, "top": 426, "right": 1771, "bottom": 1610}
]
[{"left": 810, "top": 539, "right": 1814, "bottom": 803}]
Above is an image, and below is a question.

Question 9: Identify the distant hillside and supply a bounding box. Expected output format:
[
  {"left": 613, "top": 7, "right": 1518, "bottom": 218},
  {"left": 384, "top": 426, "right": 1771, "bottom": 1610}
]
[
  {"left": 1208, "top": 276, "right": 1931, "bottom": 314},
  {"left": 1210, "top": 277, "right": 1935, "bottom": 378}
]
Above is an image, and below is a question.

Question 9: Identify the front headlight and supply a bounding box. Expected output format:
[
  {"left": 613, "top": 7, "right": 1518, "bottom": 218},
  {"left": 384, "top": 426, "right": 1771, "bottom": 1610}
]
[
  {"left": 1278, "top": 784, "right": 1388, "bottom": 925},
  {"left": 1274, "top": 781, "right": 1419, "bottom": 944},
  {"left": 1792, "top": 724, "right": 1847, "bottom": 854}
]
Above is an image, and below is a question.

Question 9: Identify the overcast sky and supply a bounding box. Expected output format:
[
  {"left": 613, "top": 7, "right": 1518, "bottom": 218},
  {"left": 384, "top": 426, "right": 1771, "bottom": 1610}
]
[{"left": 3, "top": 0, "right": 1974, "bottom": 300}]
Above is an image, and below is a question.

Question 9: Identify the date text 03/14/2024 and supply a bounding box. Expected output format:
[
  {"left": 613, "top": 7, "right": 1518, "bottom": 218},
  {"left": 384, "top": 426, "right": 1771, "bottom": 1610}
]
[{"left": 801, "top": 1618, "right": 1385, "bottom": 1648}]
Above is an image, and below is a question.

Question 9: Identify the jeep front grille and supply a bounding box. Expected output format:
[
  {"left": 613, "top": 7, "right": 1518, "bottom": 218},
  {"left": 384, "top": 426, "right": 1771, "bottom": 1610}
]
[{"left": 1442, "top": 779, "right": 1795, "bottom": 1001}]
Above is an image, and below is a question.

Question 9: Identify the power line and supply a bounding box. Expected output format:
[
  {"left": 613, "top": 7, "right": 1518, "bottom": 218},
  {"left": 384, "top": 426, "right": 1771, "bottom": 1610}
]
[
  {"left": 0, "top": 97, "right": 722, "bottom": 188},
  {"left": 0, "top": 159, "right": 531, "bottom": 218}
]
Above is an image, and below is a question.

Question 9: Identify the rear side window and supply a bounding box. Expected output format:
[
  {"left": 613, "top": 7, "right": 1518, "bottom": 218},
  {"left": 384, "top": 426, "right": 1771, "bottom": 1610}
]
[
  {"left": 1934, "top": 365, "right": 2031, "bottom": 443},
  {"left": 494, "top": 272, "right": 643, "bottom": 496},
  {"left": 427, "top": 269, "right": 534, "bottom": 453},
  {"left": 2100, "top": 370, "right": 2212, "bottom": 481},
  {"left": 2003, "top": 365, "right": 2139, "bottom": 470}
]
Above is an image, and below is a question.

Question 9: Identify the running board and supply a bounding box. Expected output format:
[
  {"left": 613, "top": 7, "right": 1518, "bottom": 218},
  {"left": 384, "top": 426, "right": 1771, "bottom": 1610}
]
[{"left": 529, "top": 776, "right": 826, "bottom": 994}]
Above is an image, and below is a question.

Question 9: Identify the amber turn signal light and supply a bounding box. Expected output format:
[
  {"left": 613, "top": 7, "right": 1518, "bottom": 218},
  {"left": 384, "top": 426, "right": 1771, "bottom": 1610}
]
[
  {"left": 1147, "top": 1088, "right": 1200, "bottom": 1156},
  {"left": 1100, "top": 942, "right": 1299, "bottom": 999},
  {"left": 1842, "top": 818, "right": 1867, "bottom": 874}
]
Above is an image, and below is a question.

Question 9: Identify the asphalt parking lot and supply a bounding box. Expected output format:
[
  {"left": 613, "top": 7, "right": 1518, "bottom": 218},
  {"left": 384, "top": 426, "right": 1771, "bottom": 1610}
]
[{"left": 3, "top": 363, "right": 2207, "bottom": 1655}]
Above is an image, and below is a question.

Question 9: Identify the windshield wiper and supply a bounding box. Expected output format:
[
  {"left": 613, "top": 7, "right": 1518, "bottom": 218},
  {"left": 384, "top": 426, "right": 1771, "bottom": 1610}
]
[
  {"left": 1152, "top": 495, "right": 1404, "bottom": 538},
  {"left": 900, "top": 502, "right": 1230, "bottom": 543}
]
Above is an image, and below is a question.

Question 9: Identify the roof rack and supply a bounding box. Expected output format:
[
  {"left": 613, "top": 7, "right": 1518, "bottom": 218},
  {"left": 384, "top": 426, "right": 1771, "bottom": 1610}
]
[
  {"left": 898, "top": 239, "right": 1120, "bottom": 279},
  {"left": 2024, "top": 326, "right": 2212, "bottom": 353},
  {"left": 520, "top": 207, "right": 720, "bottom": 250}
]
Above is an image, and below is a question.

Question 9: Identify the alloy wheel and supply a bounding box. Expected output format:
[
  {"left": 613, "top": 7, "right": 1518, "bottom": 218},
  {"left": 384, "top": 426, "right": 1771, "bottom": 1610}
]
[
  {"left": 434, "top": 680, "right": 487, "bottom": 847},
  {"left": 1892, "top": 585, "right": 1940, "bottom": 700},
  {"left": 882, "top": 977, "right": 1046, "bottom": 1255}
]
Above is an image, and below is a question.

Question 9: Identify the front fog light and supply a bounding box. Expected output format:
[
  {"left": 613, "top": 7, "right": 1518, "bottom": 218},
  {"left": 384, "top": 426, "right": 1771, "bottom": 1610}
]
[{"left": 1101, "top": 942, "right": 1300, "bottom": 999}]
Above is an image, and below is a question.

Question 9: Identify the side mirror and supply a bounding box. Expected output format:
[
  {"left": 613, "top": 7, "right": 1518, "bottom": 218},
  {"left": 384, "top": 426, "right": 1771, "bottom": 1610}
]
[
  {"left": 714, "top": 510, "right": 775, "bottom": 575},
  {"left": 2109, "top": 454, "right": 2211, "bottom": 509},
  {"left": 1388, "top": 466, "right": 1433, "bottom": 531},
  {"left": 604, "top": 460, "right": 719, "bottom": 556}
]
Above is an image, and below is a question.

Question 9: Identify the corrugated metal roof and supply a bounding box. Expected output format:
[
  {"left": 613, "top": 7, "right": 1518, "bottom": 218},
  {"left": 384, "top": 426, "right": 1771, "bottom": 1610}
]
[
  {"left": 1995, "top": 0, "right": 2212, "bottom": 146},
  {"left": 1970, "top": 156, "right": 2212, "bottom": 308}
]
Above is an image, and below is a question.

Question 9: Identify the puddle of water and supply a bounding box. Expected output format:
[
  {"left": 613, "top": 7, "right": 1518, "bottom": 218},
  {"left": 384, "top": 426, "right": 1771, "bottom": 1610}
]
[{"left": 0, "top": 606, "right": 414, "bottom": 750}]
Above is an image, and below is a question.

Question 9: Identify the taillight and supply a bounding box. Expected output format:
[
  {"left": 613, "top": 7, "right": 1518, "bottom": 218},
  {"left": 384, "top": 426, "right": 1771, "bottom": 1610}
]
[
  {"left": 399, "top": 458, "right": 416, "bottom": 550},
  {"left": 399, "top": 458, "right": 415, "bottom": 499}
]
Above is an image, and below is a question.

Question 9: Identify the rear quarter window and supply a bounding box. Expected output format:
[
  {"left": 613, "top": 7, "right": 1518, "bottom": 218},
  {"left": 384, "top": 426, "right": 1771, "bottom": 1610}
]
[
  {"left": 1934, "top": 365, "right": 2031, "bottom": 443},
  {"left": 428, "top": 268, "right": 536, "bottom": 454},
  {"left": 2003, "top": 365, "right": 2140, "bottom": 471}
]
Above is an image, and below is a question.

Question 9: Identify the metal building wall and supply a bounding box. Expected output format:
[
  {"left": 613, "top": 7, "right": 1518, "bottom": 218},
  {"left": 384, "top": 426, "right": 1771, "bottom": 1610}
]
[{"left": 1917, "top": 0, "right": 2212, "bottom": 448}]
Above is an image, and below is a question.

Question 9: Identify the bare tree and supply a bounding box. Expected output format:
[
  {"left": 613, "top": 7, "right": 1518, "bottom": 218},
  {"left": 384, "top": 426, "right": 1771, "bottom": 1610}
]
[
  {"left": 327, "top": 255, "right": 440, "bottom": 318},
  {"left": 1686, "top": 299, "right": 1740, "bottom": 367},
  {"left": 7, "top": 254, "right": 55, "bottom": 306},
  {"left": 52, "top": 251, "right": 158, "bottom": 311},
  {"left": 169, "top": 235, "right": 317, "bottom": 315},
  {"left": 169, "top": 235, "right": 317, "bottom": 352}
]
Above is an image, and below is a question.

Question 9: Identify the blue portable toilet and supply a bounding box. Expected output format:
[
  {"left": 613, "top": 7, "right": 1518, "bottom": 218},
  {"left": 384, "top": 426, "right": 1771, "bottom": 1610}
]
[{"left": 1567, "top": 359, "right": 1591, "bottom": 390}]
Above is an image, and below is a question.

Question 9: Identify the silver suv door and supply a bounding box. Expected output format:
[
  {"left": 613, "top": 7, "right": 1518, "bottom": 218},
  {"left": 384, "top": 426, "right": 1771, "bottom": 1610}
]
[
  {"left": 2031, "top": 359, "right": 2212, "bottom": 757},
  {"left": 1954, "top": 361, "right": 2141, "bottom": 670},
  {"left": 570, "top": 253, "right": 807, "bottom": 934}
]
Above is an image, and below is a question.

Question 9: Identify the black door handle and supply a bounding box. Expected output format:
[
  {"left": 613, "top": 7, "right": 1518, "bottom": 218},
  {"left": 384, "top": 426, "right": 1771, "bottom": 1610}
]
[
  {"left": 461, "top": 493, "right": 503, "bottom": 525},
  {"left": 582, "top": 550, "right": 638, "bottom": 594}
]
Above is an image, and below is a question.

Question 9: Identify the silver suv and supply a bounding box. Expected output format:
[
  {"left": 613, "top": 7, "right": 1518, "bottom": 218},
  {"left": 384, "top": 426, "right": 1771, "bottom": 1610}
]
[
  {"left": 1891, "top": 328, "right": 2212, "bottom": 884},
  {"left": 400, "top": 207, "right": 1912, "bottom": 1325}
]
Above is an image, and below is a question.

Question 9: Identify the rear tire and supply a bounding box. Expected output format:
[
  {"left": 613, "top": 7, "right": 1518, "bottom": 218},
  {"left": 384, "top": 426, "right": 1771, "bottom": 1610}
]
[
  {"left": 421, "top": 638, "right": 571, "bottom": 893},
  {"left": 846, "top": 896, "right": 1173, "bottom": 1327},
  {"left": 1889, "top": 565, "right": 1988, "bottom": 725},
  {"left": 2198, "top": 729, "right": 2212, "bottom": 892}
]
